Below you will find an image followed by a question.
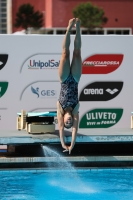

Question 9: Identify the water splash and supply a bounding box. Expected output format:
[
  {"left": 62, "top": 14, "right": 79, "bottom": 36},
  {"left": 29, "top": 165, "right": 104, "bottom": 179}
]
[
  {"left": 42, "top": 145, "right": 96, "bottom": 193},
  {"left": 43, "top": 145, "right": 75, "bottom": 170}
]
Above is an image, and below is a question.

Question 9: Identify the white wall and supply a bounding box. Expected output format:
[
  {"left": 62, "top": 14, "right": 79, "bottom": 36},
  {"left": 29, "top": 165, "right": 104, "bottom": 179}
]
[{"left": 0, "top": 35, "right": 132, "bottom": 130}]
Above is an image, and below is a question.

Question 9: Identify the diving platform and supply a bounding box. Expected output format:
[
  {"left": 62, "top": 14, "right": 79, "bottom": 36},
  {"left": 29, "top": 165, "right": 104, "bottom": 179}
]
[{"left": 0, "top": 128, "right": 133, "bottom": 145}]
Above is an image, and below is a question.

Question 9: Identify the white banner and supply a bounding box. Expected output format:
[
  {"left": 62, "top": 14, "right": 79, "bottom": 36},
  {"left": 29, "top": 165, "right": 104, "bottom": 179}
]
[{"left": 0, "top": 35, "right": 132, "bottom": 130}]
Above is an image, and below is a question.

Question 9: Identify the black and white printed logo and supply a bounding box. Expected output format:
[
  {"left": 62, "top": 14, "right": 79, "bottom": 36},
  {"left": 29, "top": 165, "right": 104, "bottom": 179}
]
[
  {"left": 0, "top": 54, "right": 8, "bottom": 70},
  {"left": 79, "top": 81, "right": 123, "bottom": 101}
]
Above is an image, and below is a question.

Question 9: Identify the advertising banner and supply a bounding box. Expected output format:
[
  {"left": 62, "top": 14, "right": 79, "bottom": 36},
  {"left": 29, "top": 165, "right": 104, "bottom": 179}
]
[{"left": 0, "top": 35, "right": 133, "bottom": 131}]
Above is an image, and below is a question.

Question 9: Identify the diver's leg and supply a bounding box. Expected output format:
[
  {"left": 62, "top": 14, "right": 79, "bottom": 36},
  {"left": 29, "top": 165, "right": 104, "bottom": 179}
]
[
  {"left": 71, "top": 18, "right": 82, "bottom": 83},
  {"left": 58, "top": 18, "right": 76, "bottom": 82}
]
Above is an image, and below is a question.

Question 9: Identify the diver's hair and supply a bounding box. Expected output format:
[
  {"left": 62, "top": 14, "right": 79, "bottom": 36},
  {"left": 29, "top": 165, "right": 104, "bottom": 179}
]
[
  {"left": 63, "top": 113, "right": 73, "bottom": 129},
  {"left": 64, "top": 123, "right": 73, "bottom": 129}
]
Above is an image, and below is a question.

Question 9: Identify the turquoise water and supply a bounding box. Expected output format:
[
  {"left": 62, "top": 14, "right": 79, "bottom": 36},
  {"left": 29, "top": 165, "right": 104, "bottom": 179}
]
[{"left": 0, "top": 169, "right": 133, "bottom": 200}]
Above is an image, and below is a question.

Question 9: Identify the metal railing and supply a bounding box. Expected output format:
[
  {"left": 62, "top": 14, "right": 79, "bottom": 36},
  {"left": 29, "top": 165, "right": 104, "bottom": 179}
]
[{"left": 27, "top": 27, "right": 132, "bottom": 35}]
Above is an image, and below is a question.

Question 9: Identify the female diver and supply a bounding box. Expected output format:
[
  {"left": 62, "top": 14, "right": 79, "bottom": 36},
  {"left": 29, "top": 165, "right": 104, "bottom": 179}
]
[{"left": 57, "top": 18, "right": 82, "bottom": 154}]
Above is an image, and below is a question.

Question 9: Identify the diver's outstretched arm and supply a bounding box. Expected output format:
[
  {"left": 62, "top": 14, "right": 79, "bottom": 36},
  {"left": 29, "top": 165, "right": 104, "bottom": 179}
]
[
  {"left": 68, "top": 113, "right": 79, "bottom": 154},
  {"left": 57, "top": 103, "right": 68, "bottom": 150}
]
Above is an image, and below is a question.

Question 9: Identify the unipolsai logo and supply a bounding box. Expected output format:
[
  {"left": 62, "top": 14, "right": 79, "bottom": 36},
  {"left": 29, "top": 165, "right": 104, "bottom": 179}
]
[
  {"left": 0, "top": 82, "right": 8, "bottom": 98},
  {"left": 20, "top": 54, "right": 61, "bottom": 73},
  {"left": 31, "top": 86, "right": 56, "bottom": 98},
  {"left": 0, "top": 54, "right": 8, "bottom": 70},
  {"left": 29, "top": 59, "right": 60, "bottom": 69},
  {"left": 79, "top": 108, "right": 123, "bottom": 128},
  {"left": 82, "top": 54, "right": 124, "bottom": 74},
  {"left": 79, "top": 81, "right": 123, "bottom": 101}
]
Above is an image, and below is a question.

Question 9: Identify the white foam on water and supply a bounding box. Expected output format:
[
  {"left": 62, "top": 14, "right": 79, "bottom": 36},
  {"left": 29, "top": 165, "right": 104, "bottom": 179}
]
[
  {"left": 49, "top": 179, "right": 95, "bottom": 193},
  {"left": 6, "top": 194, "right": 35, "bottom": 200},
  {"left": 42, "top": 145, "right": 97, "bottom": 194}
]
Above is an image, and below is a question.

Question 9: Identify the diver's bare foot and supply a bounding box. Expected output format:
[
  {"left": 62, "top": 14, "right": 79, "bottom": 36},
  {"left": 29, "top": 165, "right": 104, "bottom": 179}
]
[
  {"left": 75, "top": 18, "right": 81, "bottom": 29},
  {"left": 67, "top": 18, "right": 76, "bottom": 32}
]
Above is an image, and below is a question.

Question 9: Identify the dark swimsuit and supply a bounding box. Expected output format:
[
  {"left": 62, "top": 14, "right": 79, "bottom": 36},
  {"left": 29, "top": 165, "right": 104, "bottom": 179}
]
[{"left": 58, "top": 73, "right": 78, "bottom": 110}]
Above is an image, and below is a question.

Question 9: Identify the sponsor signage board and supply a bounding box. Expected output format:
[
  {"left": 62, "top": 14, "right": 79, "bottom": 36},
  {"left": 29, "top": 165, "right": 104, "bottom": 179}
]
[
  {"left": 0, "top": 35, "right": 132, "bottom": 130},
  {"left": 20, "top": 54, "right": 61, "bottom": 80},
  {"left": 0, "top": 82, "right": 8, "bottom": 98},
  {"left": 20, "top": 81, "right": 59, "bottom": 101},
  {"left": 0, "top": 54, "right": 8, "bottom": 70},
  {"left": 82, "top": 54, "right": 123, "bottom": 74},
  {"left": 79, "top": 109, "right": 123, "bottom": 128},
  {"left": 79, "top": 81, "right": 123, "bottom": 101}
]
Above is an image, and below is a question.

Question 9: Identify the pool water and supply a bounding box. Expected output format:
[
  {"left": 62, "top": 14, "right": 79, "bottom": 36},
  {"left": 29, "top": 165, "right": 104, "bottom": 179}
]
[{"left": 0, "top": 168, "right": 133, "bottom": 200}]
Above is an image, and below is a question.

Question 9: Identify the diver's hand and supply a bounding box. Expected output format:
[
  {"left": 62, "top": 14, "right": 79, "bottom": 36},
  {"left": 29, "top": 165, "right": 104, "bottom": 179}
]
[
  {"left": 62, "top": 144, "right": 69, "bottom": 151},
  {"left": 68, "top": 145, "right": 73, "bottom": 154}
]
